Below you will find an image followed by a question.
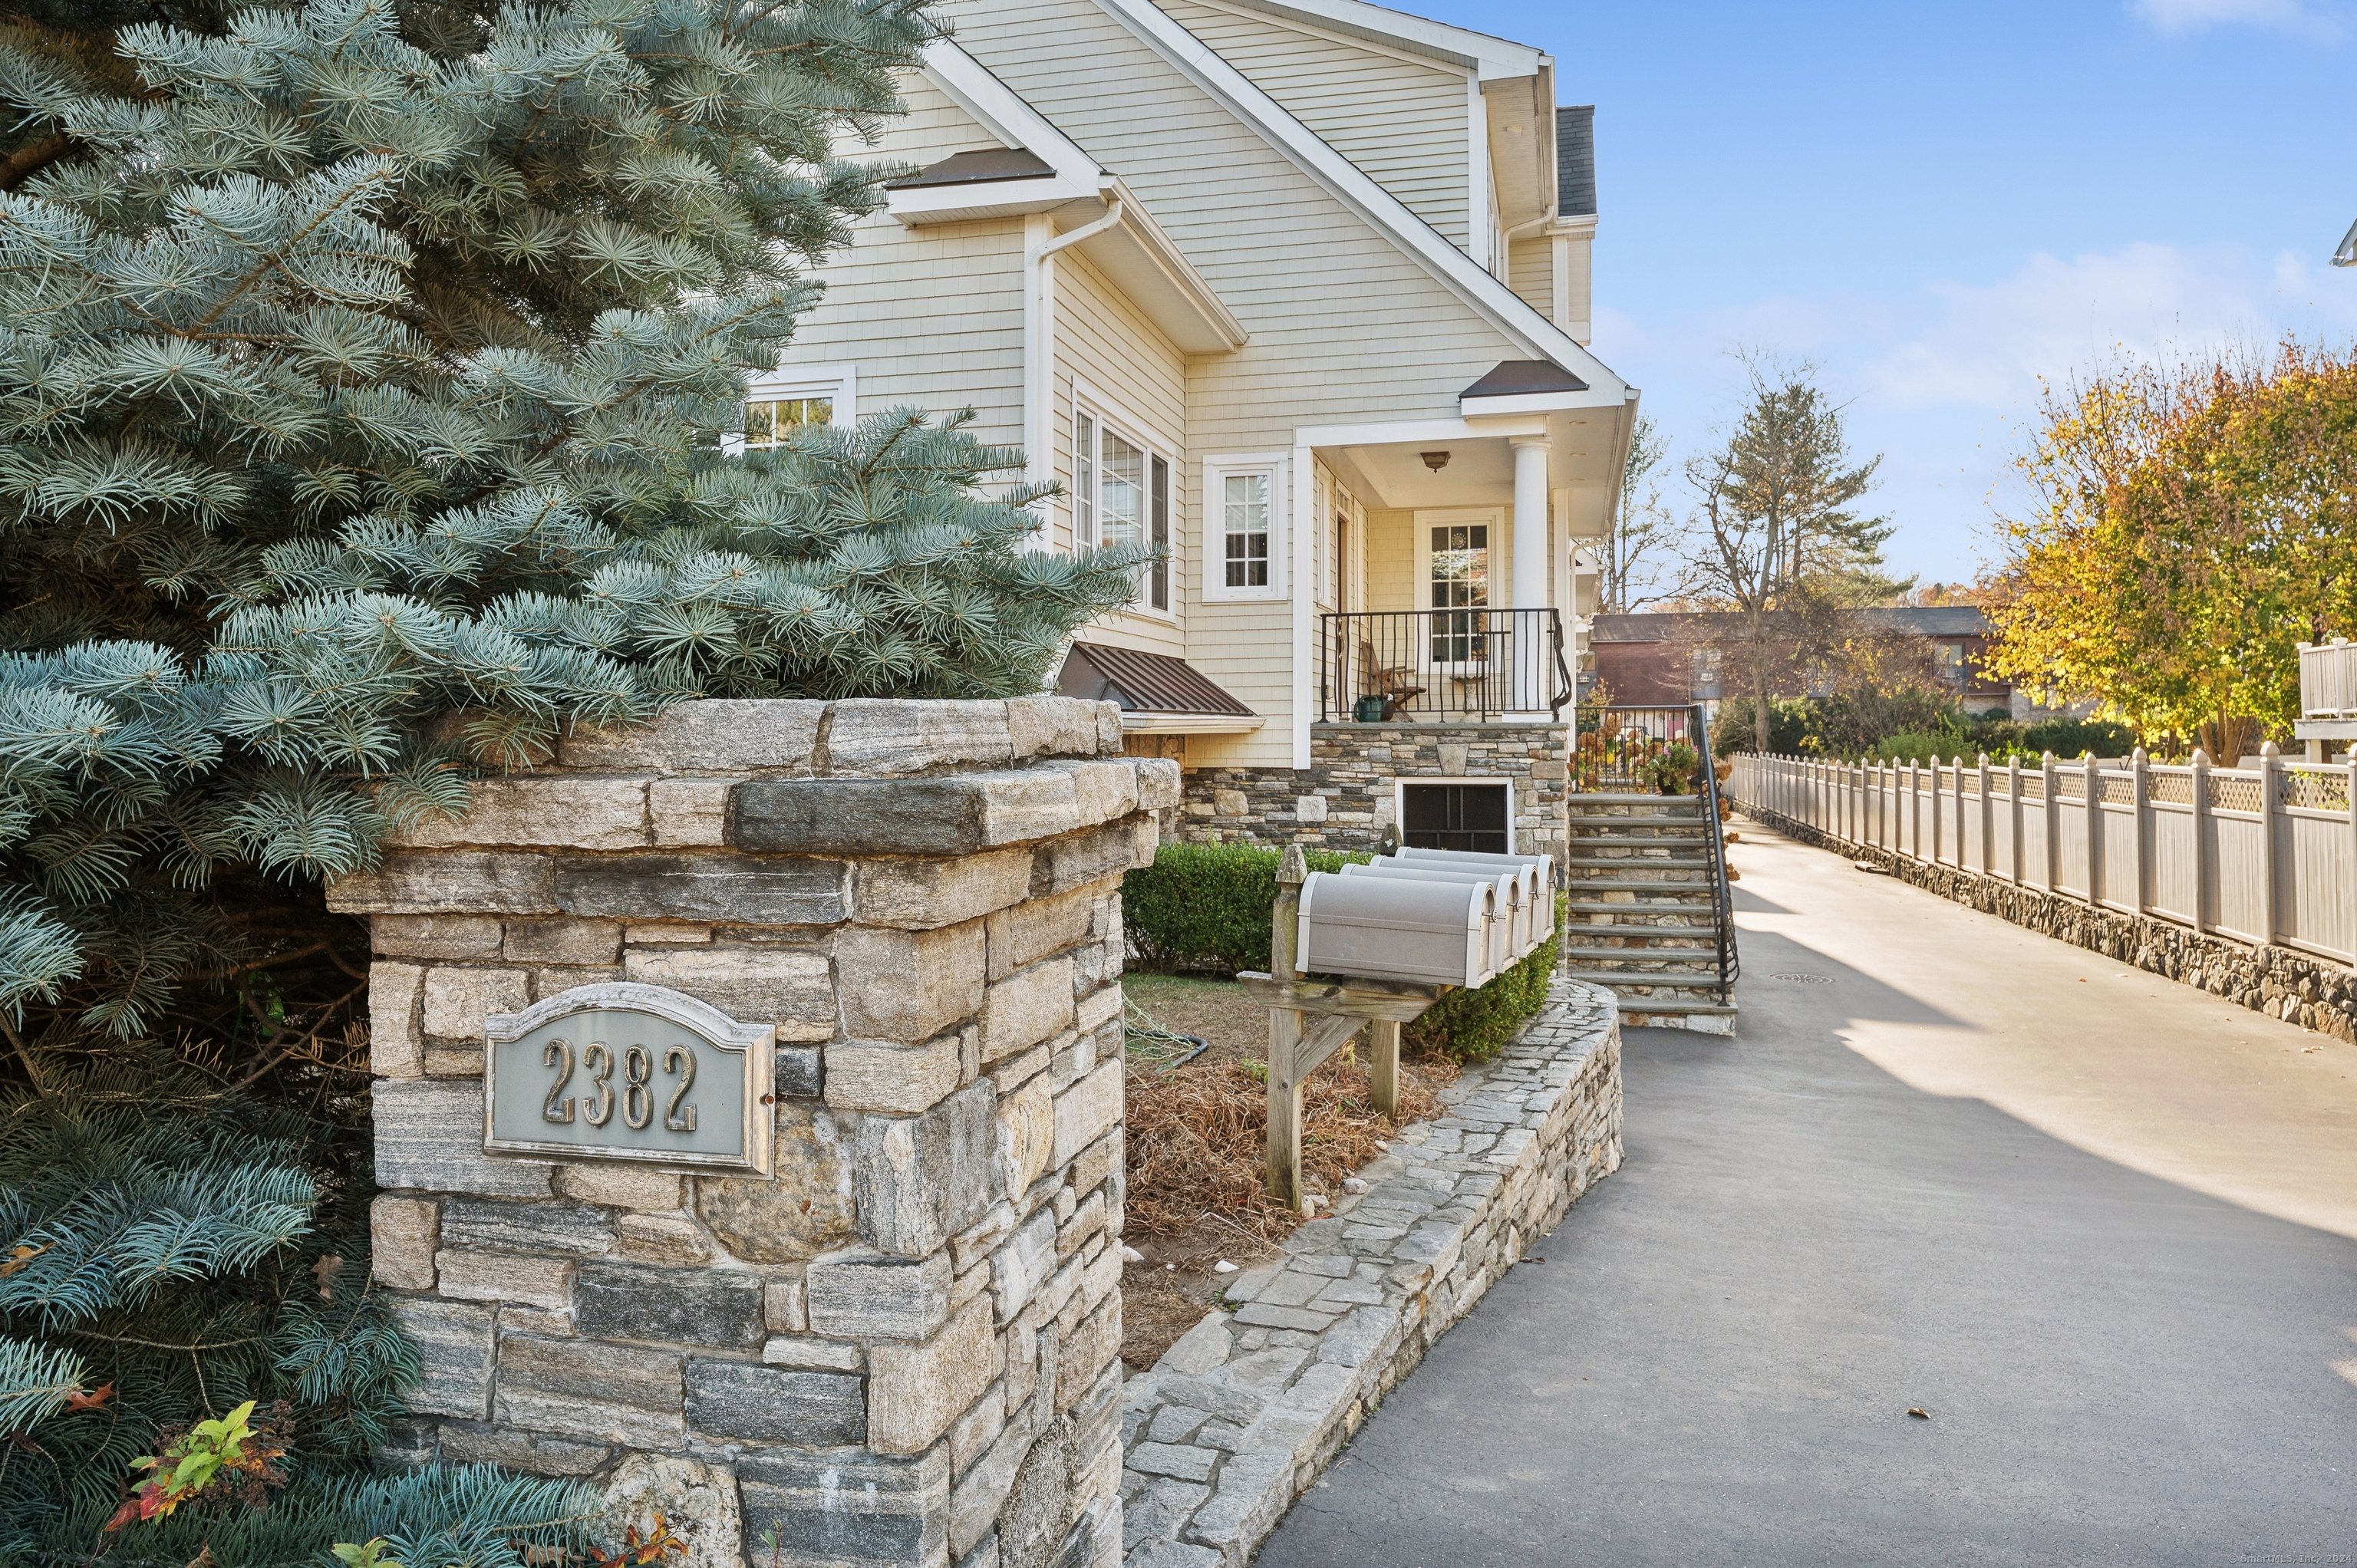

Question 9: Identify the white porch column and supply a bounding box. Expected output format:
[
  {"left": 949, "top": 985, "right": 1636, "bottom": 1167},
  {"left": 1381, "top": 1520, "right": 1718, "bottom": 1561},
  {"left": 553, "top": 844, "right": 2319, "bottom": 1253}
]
[{"left": 1509, "top": 436, "right": 1551, "bottom": 713}]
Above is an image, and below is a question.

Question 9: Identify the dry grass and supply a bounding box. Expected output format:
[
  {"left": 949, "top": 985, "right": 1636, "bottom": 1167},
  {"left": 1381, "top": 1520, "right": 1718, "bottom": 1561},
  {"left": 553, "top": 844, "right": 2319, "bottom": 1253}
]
[{"left": 1124, "top": 1048, "right": 1456, "bottom": 1242}]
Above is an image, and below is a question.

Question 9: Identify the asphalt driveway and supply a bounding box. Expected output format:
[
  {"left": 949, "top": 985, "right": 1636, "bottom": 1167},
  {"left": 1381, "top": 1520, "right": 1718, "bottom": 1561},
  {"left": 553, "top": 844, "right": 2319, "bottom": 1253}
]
[{"left": 1251, "top": 822, "right": 2357, "bottom": 1567}]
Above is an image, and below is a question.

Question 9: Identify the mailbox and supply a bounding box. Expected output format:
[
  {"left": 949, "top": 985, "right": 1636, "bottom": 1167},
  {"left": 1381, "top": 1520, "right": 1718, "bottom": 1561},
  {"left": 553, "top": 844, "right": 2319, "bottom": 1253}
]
[
  {"left": 1297, "top": 870, "right": 1496, "bottom": 987},
  {"left": 1339, "top": 861, "right": 1529, "bottom": 969},
  {"left": 1397, "top": 846, "right": 1556, "bottom": 903}
]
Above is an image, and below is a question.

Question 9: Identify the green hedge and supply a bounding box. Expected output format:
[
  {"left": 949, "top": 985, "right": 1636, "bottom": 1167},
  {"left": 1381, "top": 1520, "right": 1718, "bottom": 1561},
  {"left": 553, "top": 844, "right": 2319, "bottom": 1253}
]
[
  {"left": 1124, "top": 845, "right": 1566, "bottom": 1062},
  {"left": 1123, "top": 841, "right": 1370, "bottom": 974},
  {"left": 1403, "top": 892, "right": 1568, "bottom": 1062}
]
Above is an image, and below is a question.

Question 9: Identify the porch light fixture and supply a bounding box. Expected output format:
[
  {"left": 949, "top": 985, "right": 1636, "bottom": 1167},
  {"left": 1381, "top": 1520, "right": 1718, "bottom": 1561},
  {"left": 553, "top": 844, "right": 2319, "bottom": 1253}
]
[{"left": 1419, "top": 451, "right": 1451, "bottom": 472}]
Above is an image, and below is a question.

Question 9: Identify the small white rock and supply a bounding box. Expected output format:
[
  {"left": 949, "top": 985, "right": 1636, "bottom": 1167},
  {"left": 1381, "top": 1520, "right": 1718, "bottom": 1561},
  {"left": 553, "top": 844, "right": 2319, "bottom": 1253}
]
[
  {"left": 1165, "top": 1263, "right": 1175, "bottom": 1271},
  {"left": 1341, "top": 1177, "right": 1370, "bottom": 1195},
  {"left": 1120, "top": 1244, "right": 1146, "bottom": 1265},
  {"left": 1212, "top": 1260, "right": 1238, "bottom": 1275}
]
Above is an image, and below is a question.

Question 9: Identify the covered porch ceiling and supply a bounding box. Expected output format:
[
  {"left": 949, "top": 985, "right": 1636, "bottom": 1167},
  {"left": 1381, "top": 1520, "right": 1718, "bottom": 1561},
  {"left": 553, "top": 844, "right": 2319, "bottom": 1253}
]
[
  {"left": 1306, "top": 361, "right": 1637, "bottom": 536},
  {"left": 1310, "top": 407, "right": 1633, "bottom": 538}
]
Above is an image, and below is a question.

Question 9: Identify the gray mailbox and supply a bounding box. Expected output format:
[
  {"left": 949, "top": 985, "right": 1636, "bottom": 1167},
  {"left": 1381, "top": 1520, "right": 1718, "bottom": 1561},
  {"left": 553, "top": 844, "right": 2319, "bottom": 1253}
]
[
  {"left": 1339, "top": 861, "right": 1528, "bottom": 970},
  {"left": 1297, "top": 870, "right": 1496, "bottom": 987},
  {"left": 1398, "top": 845, "right": 1556, "bottom": 902}
]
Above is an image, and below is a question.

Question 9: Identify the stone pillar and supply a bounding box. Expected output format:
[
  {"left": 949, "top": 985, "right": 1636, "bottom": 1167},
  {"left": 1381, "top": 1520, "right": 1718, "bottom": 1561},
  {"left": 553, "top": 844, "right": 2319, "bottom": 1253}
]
[
  {"left": 1508, "top": 435, "right": 1551, "bottom": 713},
  {"left": 335, "top": 697, "right": 1172, "bottom": 1568}
]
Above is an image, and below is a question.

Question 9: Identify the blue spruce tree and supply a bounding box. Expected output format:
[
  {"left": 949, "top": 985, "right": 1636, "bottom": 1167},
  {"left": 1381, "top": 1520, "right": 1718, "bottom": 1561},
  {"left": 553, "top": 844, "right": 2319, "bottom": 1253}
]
[{"left": 0, "top": 0, "right": 1147, "bottom": 1557}]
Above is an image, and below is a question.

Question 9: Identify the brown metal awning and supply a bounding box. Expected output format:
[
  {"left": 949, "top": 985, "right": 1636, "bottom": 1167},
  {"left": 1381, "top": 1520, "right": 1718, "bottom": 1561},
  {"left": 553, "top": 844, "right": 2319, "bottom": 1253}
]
[
  {"left": 1057, "top": 642, "right": 1260, "bottom": 733},
  {"left": 1459, "top": 359, "right": 1589, "bottom": 399}
]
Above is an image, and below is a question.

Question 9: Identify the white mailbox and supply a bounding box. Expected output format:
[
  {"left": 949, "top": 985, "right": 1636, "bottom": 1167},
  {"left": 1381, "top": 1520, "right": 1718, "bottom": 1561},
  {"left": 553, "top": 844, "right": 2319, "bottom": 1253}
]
[
  {"left": 1297, "top": 870, "right": 1497, "bottom": 987},
  {"left": 1397, "top": 846, "right": 1557, "bottom": 903},
  {"left": 1339, "top": 861, "right": 1529, "bottom": 969}
]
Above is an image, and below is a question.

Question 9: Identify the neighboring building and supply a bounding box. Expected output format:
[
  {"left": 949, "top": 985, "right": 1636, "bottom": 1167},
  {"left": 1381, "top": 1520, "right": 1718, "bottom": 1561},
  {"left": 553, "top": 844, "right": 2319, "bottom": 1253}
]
[
  {"left": 1590, "top": 607, "right": 2016, "bottom": 714},
  {"left": 769, "top": 0, "right": 1638, "bottom": 858}
]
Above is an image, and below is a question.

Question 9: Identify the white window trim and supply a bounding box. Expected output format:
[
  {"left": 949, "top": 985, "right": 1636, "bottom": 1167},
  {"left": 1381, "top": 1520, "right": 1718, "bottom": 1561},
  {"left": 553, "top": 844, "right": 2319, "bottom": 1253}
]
[
  {"left": 1393, "top": 777, "right": 1518, "bottom": 851},
  {"left": 1070, "top": 380, "right": 1179, "bottom": 621},
  {"left": 1415, "top": 506, "right": 1502, "bottom": 671},
  {"left": 1202, "top": 451, "right": 1289, "bottom": 604},
  {"left": 724, "top": 362, "right": 857, "bottom": 456}
]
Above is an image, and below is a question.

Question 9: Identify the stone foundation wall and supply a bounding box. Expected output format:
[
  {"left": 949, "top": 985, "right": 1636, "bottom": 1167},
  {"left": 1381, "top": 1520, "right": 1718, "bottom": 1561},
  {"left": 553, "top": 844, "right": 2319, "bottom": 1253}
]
[
  {"left": 1742, "top": 802, "right": 2357, "bottom": 1044},
  {"left": 1117, "top": 982, "right": 1622, "bottom": 1566},
  {"left": 335, "top": 697, "right": 1177, "bottom": 1568},
  {"left": 1178, "top": 723, "right": 1570, "bottom": 858}
]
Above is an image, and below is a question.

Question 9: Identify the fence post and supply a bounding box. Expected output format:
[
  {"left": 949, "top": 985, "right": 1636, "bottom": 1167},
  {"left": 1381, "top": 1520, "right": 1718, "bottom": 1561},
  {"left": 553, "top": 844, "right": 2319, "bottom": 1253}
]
[
  {"left": 2084, "top": 754, "right": 2102, "bottom": 904},
  {"left": 1977, "top": 752, "right": 1993, "bottom": 874},
  {"left": 2190, "top": 748, "right": 2210, "bottom": 936},
  {"left": 2042, "top": 750, "right": 2058, "bottom": 890},
  {"left": 1266, "top": 845, "right": 1307, "bottom": 1208},
  {"left": 2129, "top": 746, "right": 2148, "bottom": 914},
  {"left": 2008, "top": 756, "right": 2023, "bottom": 883},
  {"left": 2259, "top": 740, "right": 2281, "bottom": 944},
  {"left": 1910, "top": 759, "right": 1921, "bottom": 858}
]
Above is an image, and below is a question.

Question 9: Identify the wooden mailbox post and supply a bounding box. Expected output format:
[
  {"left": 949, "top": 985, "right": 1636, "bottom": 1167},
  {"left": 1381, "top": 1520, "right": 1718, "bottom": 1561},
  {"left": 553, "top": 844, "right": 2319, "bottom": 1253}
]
[{"left": 1236, "top": 845, "right": 1446, "bottom": 1213}]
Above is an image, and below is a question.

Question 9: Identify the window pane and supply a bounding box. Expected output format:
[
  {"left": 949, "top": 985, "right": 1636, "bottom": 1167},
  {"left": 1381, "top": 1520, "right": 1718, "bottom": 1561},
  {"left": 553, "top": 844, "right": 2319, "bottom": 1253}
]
[
  {"left": 1075, "top": 413, "right": 1096, "bottom": 548},
  {"left": 1224, "top": 473, "right": 1269, "bottom": 591},
  {"left": 1150, "top": 455, "right": 1169, "bottom": 611},
  {"left": 1101, "top": 430, "right": 1144, "bottom": 550}
]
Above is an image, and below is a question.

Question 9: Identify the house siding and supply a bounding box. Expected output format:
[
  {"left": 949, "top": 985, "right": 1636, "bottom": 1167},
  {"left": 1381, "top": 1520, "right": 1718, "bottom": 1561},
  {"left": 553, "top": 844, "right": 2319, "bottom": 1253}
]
[
  {"left": 1152, "top": 0, "right": 1473, "bottom": 252},
  {"left": 1057, "top": 245, "right": 1188, "bottom": 657},
  {"left": 783, "top": 79, "right": 1024, "bottom": 447},
  {"left": 941, "top": 0, "right": 1536, "bottom": 769},
  {"left": 1507, "top": 233, "right": 1551, "bottom": 318}
]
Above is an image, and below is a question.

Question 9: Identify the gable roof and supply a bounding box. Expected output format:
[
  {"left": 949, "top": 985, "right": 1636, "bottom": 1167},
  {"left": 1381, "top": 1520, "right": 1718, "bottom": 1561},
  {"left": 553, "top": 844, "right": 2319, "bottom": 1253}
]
[
  {"left": 1093, "top": 0, "right": 1631, "bottom": 401},
  {"left": 1207, "top": 0, "right": 1546, "bottom": 79},
  {"left": 1557, "top": 104, "right": 1595, "bottom": 219}
]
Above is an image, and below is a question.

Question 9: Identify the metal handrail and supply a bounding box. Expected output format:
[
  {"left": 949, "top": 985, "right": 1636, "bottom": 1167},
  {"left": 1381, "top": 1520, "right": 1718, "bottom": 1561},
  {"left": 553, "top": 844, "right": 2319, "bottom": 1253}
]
[
  {"left": 1689, "top": 701, "right": 1740, "bottom": 1005},
  {"left": 1317, "top": 608, "right": 1572, "bottom": 723}
]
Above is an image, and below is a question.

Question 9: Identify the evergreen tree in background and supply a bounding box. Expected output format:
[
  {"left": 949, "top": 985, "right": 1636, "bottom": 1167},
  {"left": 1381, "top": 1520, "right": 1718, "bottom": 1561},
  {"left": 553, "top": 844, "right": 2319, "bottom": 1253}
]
[{"left": 0, "top": 0, "right": 1147, "bottom": 1556}]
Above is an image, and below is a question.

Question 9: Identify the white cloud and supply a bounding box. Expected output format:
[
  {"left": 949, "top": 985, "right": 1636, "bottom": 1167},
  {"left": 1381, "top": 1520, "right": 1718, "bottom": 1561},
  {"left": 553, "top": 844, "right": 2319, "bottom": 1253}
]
[
  {"left": 1858, "top": 242, "right": 2357, "bottom": 410},
  {"left": 2129, "top": 0, "right": 2345, "bottom": 38}
]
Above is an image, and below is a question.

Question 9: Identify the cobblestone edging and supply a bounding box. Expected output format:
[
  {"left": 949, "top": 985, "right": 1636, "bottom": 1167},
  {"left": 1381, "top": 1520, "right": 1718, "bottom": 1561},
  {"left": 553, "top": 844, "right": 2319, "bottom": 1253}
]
[
  {"left": 1741, "top": 805, "right": 2357, "bottom": 1045},
  {"left": 1115, "top": 982, "right": 1622, "bottom": 1568}
]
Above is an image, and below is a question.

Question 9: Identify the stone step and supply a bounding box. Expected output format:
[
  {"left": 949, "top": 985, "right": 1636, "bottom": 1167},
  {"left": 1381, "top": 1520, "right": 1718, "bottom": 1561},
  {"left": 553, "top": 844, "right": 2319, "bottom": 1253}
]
[
  {"left": 1618, "top": 998, "right": 1740, "bottom": 1023},
  {"left": 1569, "top": 792, "right": 1704, "bottom": 806},
  {"left": 1561, "top": 947, "right": 1718, "bottom": 964},
  {"left": 1561, "top": 878, "right": 1716, "bottom": 896},
  {"left": 1562, "top": 896, "right": 1715, "bottom": 911},
  {"left": 1560, "top": 924, "right": 1720, "bottom": 940},
  {"left": 1564, "top": 832, "right": 1711, "bottom": 846},
  {"left": 1562, "top": 968, "right": 1729, "bottom": 989},
  {"left": 1565, "top": 854, "right": 1714, "bottom": 870}
]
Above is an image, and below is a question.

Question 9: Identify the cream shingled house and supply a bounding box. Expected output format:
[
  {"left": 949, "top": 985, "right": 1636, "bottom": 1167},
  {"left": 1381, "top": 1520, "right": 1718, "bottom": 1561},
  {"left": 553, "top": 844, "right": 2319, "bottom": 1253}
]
[{"left": 765, "top": 0, "right": 1635, "bottom": 860}]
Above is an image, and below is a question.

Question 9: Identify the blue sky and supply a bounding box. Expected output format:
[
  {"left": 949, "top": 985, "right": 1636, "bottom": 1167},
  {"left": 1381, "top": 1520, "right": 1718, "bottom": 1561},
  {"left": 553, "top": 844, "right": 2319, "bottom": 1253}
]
[{"left": 1425, "top": 0, "right": 2357, "bottom": 587}]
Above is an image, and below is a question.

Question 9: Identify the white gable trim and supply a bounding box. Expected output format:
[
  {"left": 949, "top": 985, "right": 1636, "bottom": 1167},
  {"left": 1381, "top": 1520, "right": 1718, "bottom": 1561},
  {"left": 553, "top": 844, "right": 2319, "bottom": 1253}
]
[
  {"left": 1093, "top": 0, "right": 1630, "bottom": 404},
  {"left": 1211, "top": 0, "right": 1546, "bottom": 81},
  {"left": 920, "top": 40, "right": 1105, "bottom": 185}
]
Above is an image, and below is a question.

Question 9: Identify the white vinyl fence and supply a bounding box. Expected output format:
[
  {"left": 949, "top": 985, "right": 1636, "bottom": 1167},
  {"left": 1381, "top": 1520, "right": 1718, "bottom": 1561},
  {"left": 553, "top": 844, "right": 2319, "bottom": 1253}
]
[{"left": 1729, "top": 750, "right": 2357, "bottom": 966}]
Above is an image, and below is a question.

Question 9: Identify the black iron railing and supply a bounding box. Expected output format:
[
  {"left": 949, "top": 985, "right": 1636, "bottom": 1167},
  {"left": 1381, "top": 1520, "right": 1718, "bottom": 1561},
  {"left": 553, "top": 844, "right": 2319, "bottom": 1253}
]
[
  {"left": 1573, "top": 703, "right": 1696, "bottom": 790},
  {"left": 1317, "top": 608, "right": 1573, "bottom": 723},
  {"left": 1689, "top": 700, "right": 1740, "bottom": 1006}
]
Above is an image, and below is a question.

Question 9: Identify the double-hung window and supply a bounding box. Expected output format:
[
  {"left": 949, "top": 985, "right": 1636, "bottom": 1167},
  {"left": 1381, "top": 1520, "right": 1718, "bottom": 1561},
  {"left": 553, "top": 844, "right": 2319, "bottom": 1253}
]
[
  {"left": 1073, "top": 402, "right": 1173, "bottom": 614},
  {"left": 1202, "top": 454, "right": 1285, "bottom": 603},
  {"left": 727, "top": 363, "right": 855, "bottom": 456}
]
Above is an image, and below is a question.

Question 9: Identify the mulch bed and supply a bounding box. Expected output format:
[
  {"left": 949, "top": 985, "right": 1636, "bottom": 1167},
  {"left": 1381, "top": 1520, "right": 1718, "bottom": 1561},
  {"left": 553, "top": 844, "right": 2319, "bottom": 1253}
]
[{"left": 1117, "top": 973, "right": 1462, "bottom": 1371}]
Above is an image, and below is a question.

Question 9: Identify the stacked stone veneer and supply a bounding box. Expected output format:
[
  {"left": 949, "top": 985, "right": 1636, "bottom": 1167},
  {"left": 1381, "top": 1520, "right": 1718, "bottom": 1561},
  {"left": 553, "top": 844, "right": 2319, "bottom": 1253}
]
[
  {"left": 1117, "top": 983, "right": 1621, "bottom": 1568},
  {"left": 333, "top": 697, "right": 1174, "bottom": 1568},
  {"left": 1742, "top": 801, "right": 2357, "bottom": 1045},
  {"left": 1178, "top": 723, "right": 1570, "bottom": 857}
]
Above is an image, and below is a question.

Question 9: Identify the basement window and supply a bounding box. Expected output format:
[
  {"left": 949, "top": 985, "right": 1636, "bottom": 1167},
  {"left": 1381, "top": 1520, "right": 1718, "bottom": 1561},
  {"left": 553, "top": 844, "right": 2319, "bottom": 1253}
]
[{"left": 1400, "top": 782, "right": 1511, "bottom": 855}]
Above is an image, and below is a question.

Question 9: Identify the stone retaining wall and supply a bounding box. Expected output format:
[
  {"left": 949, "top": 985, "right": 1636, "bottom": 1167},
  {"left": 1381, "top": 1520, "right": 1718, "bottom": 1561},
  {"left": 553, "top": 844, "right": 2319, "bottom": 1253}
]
[
  {"left": 336, "top": 697, "right": 1175, "bottom": 1568},
  {"left": 1741, "top": 803, "right": 2357, "bottom": 1044},
  {"left": 1115, "top": 982, "right": 1622, "bottom": 1567},
  {"left": 1179, "top": 723, "right": 1571, "bottom": 858}
]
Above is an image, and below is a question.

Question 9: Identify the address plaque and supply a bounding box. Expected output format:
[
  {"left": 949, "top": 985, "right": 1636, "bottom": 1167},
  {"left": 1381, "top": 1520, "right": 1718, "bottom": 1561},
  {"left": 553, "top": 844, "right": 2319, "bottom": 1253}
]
[{"left": 483, "top": 983, "right": 776, "bottom": 1178}]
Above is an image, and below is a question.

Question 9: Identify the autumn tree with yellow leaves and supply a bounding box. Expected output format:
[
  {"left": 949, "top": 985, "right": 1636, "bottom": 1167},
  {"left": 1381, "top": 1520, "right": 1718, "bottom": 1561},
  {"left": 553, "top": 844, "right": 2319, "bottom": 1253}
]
[{"left": 1987, "top": 343, "right": 2357, "bottom": 751}]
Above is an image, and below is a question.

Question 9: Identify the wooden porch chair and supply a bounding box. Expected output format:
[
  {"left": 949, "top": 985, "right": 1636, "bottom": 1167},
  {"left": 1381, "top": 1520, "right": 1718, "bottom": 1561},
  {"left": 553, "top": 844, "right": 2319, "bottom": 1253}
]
[{"left": 1356, "top": 639, "right": 1426, "bottom": 718}]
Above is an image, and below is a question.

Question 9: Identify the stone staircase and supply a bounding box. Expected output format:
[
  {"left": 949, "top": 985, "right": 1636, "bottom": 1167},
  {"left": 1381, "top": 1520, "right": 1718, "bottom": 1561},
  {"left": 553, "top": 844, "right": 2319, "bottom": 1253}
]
[{"left": 1558, "top": 793, "right": 1736, "bottom": 1034}]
